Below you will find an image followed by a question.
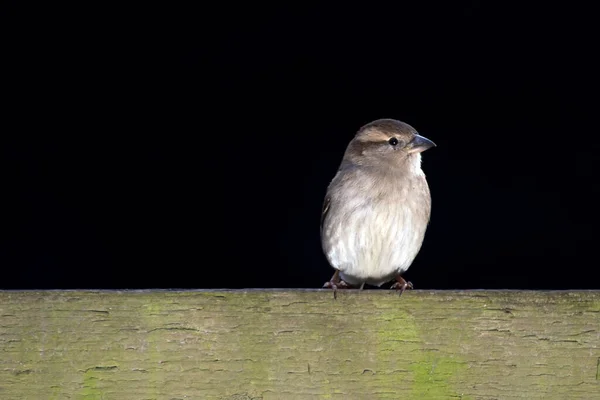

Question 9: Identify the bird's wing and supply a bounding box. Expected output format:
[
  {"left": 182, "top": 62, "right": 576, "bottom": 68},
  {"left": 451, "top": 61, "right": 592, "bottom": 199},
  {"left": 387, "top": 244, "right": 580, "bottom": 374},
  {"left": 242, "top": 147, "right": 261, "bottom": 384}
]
[{"left": 320, "top": 196, "right": 331, "bottom": 235}]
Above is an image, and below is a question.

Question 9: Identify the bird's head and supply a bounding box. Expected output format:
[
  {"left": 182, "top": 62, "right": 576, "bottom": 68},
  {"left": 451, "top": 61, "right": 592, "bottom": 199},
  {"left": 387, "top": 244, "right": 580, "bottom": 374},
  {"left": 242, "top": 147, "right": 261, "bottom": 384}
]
[{"left": 344, "top": 118, "right": 436, "bottom": 170}]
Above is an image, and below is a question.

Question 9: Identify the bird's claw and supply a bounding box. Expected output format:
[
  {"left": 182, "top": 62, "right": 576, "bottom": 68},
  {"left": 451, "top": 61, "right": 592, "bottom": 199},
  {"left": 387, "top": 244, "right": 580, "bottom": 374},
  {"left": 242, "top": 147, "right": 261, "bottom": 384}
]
[
  {"left": 323, "top": 279, "right": 351, "bottom": 299},
  {"left": 390, "top": 277, "right": 413, "bottom": 296},
  {"left": 323, "top": 270, "right": 352, "bottom": 299}
]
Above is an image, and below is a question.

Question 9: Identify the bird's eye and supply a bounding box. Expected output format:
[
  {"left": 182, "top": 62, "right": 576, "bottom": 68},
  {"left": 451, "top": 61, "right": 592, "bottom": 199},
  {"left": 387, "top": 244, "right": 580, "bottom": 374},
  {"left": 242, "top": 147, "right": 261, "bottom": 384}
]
[{"left": 388, "top": 137, "right": 399, "bottom": 146}]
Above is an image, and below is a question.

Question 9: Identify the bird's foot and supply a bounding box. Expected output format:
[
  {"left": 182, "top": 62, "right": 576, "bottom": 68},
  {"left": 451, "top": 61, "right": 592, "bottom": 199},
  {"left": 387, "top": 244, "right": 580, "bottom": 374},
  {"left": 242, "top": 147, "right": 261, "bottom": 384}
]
[
  {"left": 322, "top": 270, "right": 352, "bottom": 299},
  {"left": 390, "top": 276, "right": 413, "bottom": 296}
]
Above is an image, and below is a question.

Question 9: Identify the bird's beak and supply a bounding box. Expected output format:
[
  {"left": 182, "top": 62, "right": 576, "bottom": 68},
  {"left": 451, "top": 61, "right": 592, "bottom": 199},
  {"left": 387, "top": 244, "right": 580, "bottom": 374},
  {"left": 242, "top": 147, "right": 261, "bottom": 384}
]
[{"left": 406, "top": 134, "right": 436, "bottom": 153}]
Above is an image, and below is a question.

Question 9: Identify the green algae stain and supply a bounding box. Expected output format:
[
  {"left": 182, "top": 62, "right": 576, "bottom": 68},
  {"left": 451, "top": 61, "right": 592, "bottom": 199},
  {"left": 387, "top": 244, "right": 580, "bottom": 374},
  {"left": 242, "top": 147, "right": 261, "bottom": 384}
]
[
  {"left": 374, "top": 304, "right": 421, "bottom": 399},
  {"left": 76, "top": 365, "right": 119, "bottom": 400},
  {"left": 49, "top": 385, "right": 63, "bottom": 400},
  {"left": 77, "top": 370, "right": 103, "bottom": 400},
  {"left": 372, "top": 297, "right": 469, "bottom": 400},
  {"left": 591, "top": 299, "right": 600, "bottom": 313},
  {"left": 409, "top": 354, "right": 470, "bottom": 400},
  {"left": 138, "top": 302, "right": 165, "bottom": 400},
  {"left": 142, "top": 299, "right": 163, "bottom": 315},
  {"left": 237, "top": 295, "right": 272, "bottom": 395}
]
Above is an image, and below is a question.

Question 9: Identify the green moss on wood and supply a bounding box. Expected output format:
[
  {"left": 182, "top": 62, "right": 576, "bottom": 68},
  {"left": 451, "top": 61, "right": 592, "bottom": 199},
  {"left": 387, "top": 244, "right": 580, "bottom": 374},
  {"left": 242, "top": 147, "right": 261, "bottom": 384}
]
[{"left": 0, "top": 290, "right": 599, "bottom": 399}]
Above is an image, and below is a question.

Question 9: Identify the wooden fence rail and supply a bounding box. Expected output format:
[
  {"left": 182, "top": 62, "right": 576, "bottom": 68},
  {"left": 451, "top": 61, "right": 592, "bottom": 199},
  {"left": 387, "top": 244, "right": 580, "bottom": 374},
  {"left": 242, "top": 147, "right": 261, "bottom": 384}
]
[{"left": 1, "top": 290, "right": 599, "bottom": 399}]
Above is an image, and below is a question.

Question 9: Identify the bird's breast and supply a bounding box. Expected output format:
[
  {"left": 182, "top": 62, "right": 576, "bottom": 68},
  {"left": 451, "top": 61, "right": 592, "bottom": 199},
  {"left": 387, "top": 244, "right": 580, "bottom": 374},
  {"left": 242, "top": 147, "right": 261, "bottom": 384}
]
[{"left": 323, "top": 174, "right": 430, "bottom": 286}]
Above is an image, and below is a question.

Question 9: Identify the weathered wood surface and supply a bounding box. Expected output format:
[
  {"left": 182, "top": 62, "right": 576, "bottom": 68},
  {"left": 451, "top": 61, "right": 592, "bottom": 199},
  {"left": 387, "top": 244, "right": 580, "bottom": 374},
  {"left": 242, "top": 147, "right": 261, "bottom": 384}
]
[{"left": 0, "top": 290, "right": 599, "bottom": 399}]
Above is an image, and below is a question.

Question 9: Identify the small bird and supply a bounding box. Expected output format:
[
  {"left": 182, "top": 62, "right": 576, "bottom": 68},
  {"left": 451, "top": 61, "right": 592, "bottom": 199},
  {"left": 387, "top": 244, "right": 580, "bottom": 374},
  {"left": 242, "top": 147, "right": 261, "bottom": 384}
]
[{"left": 320, "top": 118, "right": 435, "bottom": 297}]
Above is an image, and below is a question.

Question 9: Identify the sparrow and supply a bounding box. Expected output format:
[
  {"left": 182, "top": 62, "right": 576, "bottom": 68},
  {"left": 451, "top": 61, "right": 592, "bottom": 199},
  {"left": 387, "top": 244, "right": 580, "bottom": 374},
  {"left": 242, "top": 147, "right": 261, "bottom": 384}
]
[{"left": 320, "top": 118, "right": 435, "bottom": 297}]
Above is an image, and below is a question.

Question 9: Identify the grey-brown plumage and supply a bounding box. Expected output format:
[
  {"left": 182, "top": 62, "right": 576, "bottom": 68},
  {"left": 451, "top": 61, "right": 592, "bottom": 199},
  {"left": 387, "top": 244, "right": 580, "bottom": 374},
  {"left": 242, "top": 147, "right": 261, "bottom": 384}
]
[{"left": 321, "top": 118, "right": 435, "bottom": 296}]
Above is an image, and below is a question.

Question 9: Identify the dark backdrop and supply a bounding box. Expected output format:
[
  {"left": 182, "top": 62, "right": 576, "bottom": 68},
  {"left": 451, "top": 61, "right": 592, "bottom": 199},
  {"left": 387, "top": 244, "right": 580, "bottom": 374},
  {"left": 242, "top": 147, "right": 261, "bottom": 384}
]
[{"left": 3, "top": 3, "right": 599, "bottom": 289}]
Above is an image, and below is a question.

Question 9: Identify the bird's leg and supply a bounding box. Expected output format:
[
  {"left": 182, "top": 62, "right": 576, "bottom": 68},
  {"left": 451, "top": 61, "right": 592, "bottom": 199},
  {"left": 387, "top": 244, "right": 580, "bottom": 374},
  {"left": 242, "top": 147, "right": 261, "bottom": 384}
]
[
  {"left": 323, "top": 270, "right": 352, "bottom": 299},
  {"left": 390, "top": 275, "right": 414, "bottom": 296}
]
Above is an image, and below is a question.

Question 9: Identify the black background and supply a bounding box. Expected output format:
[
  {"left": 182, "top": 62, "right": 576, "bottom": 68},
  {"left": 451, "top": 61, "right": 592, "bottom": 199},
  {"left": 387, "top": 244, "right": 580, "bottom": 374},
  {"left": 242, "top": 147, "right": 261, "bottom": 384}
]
[{"left": 3, "top": 3, "right": 599, "bottom": 290}]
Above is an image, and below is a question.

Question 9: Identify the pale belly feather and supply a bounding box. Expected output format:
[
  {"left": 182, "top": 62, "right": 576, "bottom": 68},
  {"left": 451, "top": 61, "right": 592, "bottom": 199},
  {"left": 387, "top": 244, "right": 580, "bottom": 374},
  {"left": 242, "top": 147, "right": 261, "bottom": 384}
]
[{"left": 325, "top": 198, "right": 426, "bottom": 286}]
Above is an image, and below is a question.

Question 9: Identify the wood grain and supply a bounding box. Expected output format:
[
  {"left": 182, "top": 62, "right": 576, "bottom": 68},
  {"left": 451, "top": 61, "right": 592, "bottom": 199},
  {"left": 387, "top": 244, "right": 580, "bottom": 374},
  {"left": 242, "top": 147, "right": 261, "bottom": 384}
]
[{"left": 1, "top": 290, "right": 599, "bottom": 399}]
